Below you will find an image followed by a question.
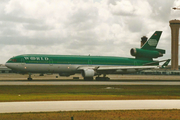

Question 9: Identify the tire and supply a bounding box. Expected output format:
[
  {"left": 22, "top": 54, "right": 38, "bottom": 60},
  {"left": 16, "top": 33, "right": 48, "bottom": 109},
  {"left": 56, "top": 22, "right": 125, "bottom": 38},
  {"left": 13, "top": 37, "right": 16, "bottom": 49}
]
[
  {"left": 96, "top": 77, "right": 110, "bottom": 81},
  {"left": 84, "top": 77, "right": 93, "bottom": 81},
  {"left": 27, "top": 78, "right": 32, "bottom": 81}
]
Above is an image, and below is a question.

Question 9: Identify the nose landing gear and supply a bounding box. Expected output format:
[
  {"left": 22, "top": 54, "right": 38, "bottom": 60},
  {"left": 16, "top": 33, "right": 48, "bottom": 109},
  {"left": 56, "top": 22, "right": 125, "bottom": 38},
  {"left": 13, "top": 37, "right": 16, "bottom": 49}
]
[{"left": 27, "top": 73, "right": 33, "bottom": 81}]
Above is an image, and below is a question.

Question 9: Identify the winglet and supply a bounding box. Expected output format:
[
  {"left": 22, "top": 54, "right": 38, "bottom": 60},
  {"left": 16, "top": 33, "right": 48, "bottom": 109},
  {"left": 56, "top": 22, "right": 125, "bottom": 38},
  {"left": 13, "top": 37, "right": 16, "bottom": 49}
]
[{"left": 161, "top": 59, "right": 171, "bottom": 68}]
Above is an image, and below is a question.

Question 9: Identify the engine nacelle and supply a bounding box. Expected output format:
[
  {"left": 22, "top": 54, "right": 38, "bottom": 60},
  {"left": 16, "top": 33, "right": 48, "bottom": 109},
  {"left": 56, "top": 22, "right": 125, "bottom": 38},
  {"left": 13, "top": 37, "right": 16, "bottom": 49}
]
[
  {"left": 82, "top": 69, "right": 95, "bottom": 77},
  {"left": 130, "top": 48, "right": 165, "bottom": 59}
]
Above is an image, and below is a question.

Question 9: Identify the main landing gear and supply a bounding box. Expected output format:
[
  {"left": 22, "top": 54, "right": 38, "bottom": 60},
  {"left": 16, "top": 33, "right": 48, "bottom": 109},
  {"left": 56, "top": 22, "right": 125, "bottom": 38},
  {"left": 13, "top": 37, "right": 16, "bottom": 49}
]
[
  {"left": 84, "top": 77, "right": 94, "bottom": 81},
  {"left": 95, "top": 77, "right": 110, "bottom": 81},
  {"left": 83, "top": 75, "right": 110, "bottom": 81},
  {"left": 27, "top": 73, "right": 33, "bottom": 81},
  {"left": 95, "top": 74, "right": 110, "bottom": 81}
]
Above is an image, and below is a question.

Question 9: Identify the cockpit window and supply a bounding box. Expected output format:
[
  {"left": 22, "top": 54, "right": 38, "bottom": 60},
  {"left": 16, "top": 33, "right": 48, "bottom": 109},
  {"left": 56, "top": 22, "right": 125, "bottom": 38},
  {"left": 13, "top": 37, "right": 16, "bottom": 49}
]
[{"left": 8, "top": 59, "right": 17, "bottom": 62}]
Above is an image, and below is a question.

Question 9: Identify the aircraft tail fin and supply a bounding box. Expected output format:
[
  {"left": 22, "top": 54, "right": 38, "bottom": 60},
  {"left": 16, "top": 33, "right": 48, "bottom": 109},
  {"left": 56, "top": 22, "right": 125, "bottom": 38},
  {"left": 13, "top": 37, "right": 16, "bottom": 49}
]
[
  {"left": 141, "top": 31, "right": 162, "bottom": 50},
  {"left": 130, "top": 31, "right": 165, "bottom": 60}
]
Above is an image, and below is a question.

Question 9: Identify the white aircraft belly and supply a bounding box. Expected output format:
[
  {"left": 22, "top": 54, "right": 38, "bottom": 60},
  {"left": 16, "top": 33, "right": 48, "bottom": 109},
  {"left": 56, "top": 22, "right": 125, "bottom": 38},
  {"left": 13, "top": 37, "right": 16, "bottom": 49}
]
[
  {"left": 26, "top": 64, "right": 79, "bottom": 73},
  {"left": 7, "top": 63, "right": 79, "bottom": 73}
]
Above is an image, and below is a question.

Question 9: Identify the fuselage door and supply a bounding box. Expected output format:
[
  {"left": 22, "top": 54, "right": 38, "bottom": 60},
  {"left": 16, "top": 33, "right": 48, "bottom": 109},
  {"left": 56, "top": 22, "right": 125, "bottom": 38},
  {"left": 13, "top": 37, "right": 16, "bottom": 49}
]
[
  {"left": 88, "top": 60, "right": 92, "bottom": 65},
  {"left": 48, "top": 59, "right": 54, "bottom": 73},
  {"left": 21, "top": 58, "right": 25, "bottom": 65},
  {"left": 49, "top": 59, "right": 53, "bottom": 66}
]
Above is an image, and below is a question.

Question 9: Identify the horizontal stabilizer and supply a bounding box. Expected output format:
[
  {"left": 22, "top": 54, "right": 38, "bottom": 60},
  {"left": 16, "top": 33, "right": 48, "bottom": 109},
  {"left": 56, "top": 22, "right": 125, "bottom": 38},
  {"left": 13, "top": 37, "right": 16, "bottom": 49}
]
[{"left": 143, "top": 59, "right": 171, "bottom": 67}]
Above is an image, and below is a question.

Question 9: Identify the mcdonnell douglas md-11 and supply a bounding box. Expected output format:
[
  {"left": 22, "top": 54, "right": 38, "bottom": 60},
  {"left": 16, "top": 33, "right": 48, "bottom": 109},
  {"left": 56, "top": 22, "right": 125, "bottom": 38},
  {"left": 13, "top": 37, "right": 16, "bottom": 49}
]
[{"left": 5, "top": 31, "right": 170, "bottom": 80}]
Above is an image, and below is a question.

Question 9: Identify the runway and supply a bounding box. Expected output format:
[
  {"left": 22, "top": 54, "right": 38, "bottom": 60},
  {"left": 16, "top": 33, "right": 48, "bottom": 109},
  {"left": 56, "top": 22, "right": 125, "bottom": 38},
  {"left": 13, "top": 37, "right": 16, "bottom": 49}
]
[
  {"left": 0, "top": 100, "right": 180, "bottom": 113},
  {"left": 0, "top": 80, "right": 180, "bottom": 85}
]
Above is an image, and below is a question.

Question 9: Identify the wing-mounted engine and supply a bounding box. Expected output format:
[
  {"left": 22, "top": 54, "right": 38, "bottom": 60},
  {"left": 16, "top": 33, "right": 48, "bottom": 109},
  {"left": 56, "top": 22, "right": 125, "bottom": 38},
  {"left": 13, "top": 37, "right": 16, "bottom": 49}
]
[
  {"left": 82, "top": 69, "right": 95, "bottom": 77},
  {"left": 130, "top": 48, "right": 165, "bottom": 60}
]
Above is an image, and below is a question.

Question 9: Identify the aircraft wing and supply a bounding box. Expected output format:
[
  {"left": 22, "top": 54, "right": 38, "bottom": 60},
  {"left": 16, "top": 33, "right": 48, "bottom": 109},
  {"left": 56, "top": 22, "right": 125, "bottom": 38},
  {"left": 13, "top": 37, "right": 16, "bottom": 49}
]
[
  {"left": 77, "top": 59, "right": 170, "bottom": 74},
  {"left": 96, "top": 66, "right": 159, "bottom": 71},
  {"left": 77, "top": 65, "right": 159, "bottom": 74}
]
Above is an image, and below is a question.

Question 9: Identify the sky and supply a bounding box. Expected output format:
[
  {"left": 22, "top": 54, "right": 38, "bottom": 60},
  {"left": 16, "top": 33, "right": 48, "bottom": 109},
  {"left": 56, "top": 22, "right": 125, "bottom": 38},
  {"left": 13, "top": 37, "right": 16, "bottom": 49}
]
[{"left": 0, "top": 0, "right": 180, "bottom": 64}]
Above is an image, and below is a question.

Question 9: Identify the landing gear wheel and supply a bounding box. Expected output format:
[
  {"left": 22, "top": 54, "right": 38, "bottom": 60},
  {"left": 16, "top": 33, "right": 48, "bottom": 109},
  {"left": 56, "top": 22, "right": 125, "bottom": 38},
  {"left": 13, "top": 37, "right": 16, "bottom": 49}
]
[
  {"left": 84, "top": 77, "right": 93, "bottom": 81},
  {"left": 95, "top": 77, "right": 110, "bottom": 81},
  {"left": 105, "top": 77, "right": 110, "bottom": 81},
  {"left": 27, "top": 78, "right": 32, "bottom": 81},
  {"left": 27, "top": 73, "right": 33, "bottom": 81}
]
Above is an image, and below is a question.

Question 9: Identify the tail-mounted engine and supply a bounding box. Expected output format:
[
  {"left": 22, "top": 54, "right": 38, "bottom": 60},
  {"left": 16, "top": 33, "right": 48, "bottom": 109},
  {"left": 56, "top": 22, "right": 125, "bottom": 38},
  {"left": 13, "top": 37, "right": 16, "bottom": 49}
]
[
  {"left": 130, "top": 31, "right": 165, "bottom": 60},
  {"left": 130, "top": 48, "right": 165, "bottom": 60}
]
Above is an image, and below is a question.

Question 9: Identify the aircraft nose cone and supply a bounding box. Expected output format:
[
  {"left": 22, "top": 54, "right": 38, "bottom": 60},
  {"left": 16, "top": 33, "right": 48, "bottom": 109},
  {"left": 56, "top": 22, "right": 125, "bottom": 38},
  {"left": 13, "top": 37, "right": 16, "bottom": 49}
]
[
  {"left": 5, "top": 63, "right": 11, "bottom": 68},
  {"left": 5, "top": 63, "right": 8, "bottom": 67}
]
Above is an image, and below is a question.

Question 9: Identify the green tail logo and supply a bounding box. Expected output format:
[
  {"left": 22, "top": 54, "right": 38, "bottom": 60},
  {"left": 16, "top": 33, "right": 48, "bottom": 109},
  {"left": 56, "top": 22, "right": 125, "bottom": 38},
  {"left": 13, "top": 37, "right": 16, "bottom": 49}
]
[{"left": 141, "top": 31, "right": 162, "bottom": 50}]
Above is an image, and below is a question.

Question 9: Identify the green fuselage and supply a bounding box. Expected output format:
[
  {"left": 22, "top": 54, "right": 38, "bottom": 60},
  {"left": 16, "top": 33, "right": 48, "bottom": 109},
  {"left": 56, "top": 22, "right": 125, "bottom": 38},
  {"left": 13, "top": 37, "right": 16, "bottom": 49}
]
[
  {"left": 6, "top": 54, "right": 157, "bottom": 66},
  {"left": 5, "top": 54, "right": 159, "bottom": 79}
]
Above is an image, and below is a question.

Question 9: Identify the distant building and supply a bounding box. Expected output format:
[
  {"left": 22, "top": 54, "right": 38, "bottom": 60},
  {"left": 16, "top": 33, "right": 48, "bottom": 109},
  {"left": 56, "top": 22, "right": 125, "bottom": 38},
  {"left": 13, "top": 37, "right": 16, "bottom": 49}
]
[
  {"left": 169, "top": 20, "right": 180, "bottom": 70},
  {"left": 0, "top": 64, "right": 13, "bottom": 73},
  {"left": 139, "top": 66, "right": 180, "bottom": 75}
]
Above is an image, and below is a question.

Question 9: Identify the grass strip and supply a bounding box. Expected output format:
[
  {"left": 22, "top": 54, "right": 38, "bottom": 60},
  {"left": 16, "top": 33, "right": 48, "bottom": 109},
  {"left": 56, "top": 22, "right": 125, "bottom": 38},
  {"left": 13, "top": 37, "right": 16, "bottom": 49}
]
[
  {"left": 0, "top": 110, "right": 180, "bottom": 120},
  {"left": 0, "top": 85, "right": 180, "bottom": 101}
]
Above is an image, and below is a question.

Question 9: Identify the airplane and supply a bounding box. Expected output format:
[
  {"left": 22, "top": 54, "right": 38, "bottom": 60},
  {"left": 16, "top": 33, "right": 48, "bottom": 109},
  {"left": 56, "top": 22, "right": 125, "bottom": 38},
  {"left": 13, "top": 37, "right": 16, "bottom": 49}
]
[
  {"left": 5, "top": 31, "right": 170, "bottom": 81},
  {"left": 172, "top": 7, "right": 180, "bottom": 10}
]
